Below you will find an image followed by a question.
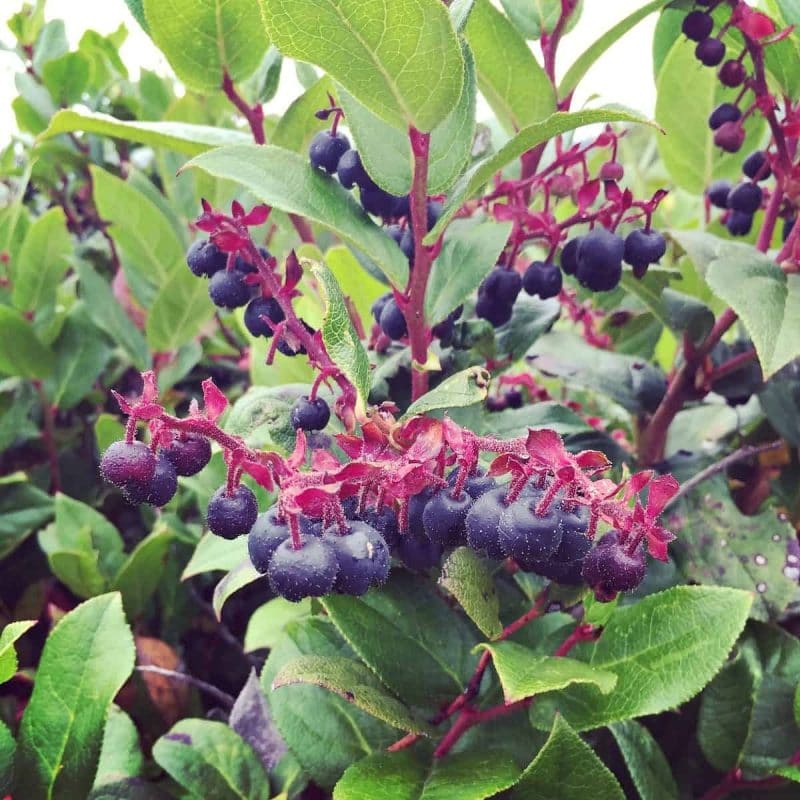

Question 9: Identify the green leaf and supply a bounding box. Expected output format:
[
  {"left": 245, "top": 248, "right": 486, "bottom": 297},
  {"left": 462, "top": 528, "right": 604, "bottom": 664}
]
[
  {"left": 183, "top": 532, "right": 249, "bottom": 579},
  {"left": 185, "top": 145, "right": 409, "bottom": 287},
  {"left": 40, "top": 109, "right": 251, "bottom": 155},
  {"left": 273, "top": 655, "right": 434, "bottom": 734},
  {"left": 426, "top": 220, "right": 512, "bottom": 326},
  {"left": 124, "top": 0, "right": 149, "bottom": 32},
  {"left": 143, "top": 0, "right": 269, "bottom": 92},
  {"left": 0, "top": 620, "right": 37, "bottom": 684},
  {"left": 112, "top": 527, "right": 173, "bottom": 619},
  {"left": 609, "top": 720, "right": 678, "bottom": 800},
  {"left": 88, "top": 780, "right": 172, "bottom": 800},
  {"left": 41, "top": 51, "right": 90, "bottom": 105},
  {"left": 259, "top": 0, "right": 464, "bottom": 132},
  {"left": 532, "top": 586, "right": 752, "bottom": 731},
  {"left": 404, "top": 367, "right": 491, "bottom": 417},
  {"left": 499, "top": 0, "right": 571, "bottom": 39},
  {"left": 32, "top": 19, "right": 68, "bottom": 74},
  {"left": 0, "top": 306, "right": 54, "bottom": 379},
  {"left": 94, "top": 706, "right": 143, "bottom": 788},
  {"left": 245, "top": 597, "right": 312, "bottom": 652},
  {"left": 333, "top": 749, "right": 520, "bottom": 800},
  {"left": 145, "top": 262, "right": 215, "bottom": 352},
  {"left": 0, "top": 721, "right": 15, "bottom": 794},
  {"left": 11, "top": 206, "right": 71, "bottom": 317},
  {"left": 153, "top": 719, "right": 271, "bottom": 800},
  {"left": 263, "top": 617, "right": 395, "bottom": 788},
  {"left": 14, "top": 593, "right": 135, "bottom": 800},
  {"left": 272, "top": 76, "right": 335, "bottom": 154},
  {"left": 310, "top": 260, "right": 372, "bottom": 413},
  {"left": 671, "top": 476, "right": 798, "bottom": 621},
  {"left": 225, "top": 384, "right": 313, "bottom": 451},
  {"left": 507, "top": 716, "right": 624, "bottom": 800},
  {"left": 465, "top": 0, "right": 555, "bottom": 133},
  {"left": 44, "top": 306, "right": 112, "bottom": 409},
  {"left": 559, "top": 0, "right": 670, "bottom": 99},
  {"left": 338, "top": 45, "right": 476, "bottom": 196},
  {"left": 242, "top": 45, "right": 282, "bottom": 104},
  {"left": 495, "top": 295, "right": 561, "bottom": 361},
  {"left": 322, "top": 573, "right": 479, "bottom": 710},
  {"left": 325, "top": 245, "right": 388, "bottom": 330},
  {"left": 0, "top": 481, "right": 53, "bottom": 560},
  {"left": 426, "top": 108, "right": 656, "bottom": 244},
  {"left": 478, "top": 641, "right": 617, "bottom": 703},
  {"left": 706, "top": 244, "right": 800, "bottom": 377},
  {"left": 213, "top": 559, "right": 261, "bottom": 619},
  {"left": 439, "top": 547, "right": 502, "bottom": 639},
  {"left": 655, "top": 36, "right": 765, "bottom": 194}
]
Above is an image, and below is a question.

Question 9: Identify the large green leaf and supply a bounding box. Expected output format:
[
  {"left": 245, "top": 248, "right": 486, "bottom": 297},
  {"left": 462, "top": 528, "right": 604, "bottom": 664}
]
[
  {"left": 609, "top": 720, "right": 678, "bottom": 800},
  {"left": 182, "top": 532, "right": 249, "bottom": 579},
  {"left": 333, "top": 749, "right": 520, "bottom": 800},
  {"left": 259, "top": 0, "right": 464, "bottom": 132},
  {"left": 112, "top": 527, "right": 174, "bottom": 619},
  {"left": 0, "top": 620, "right": 37, "bottom": 684},
  {"left": 263, "top": 617, "right": 395, "bottom": 788},
  {"left": 153, "top": 719, "right": 270, "bottom": 800},
  {"left": 404, "top": 367, "right": 491, "bottom": 417},
  {"left": 94, "top": 706, "right": 144, "bottom": 789},
  {"left": 14, "top": 594, "right": 135, "bottom": 800},
  {"left": 143, "top": 0, "right": 269, "bottom": 92},
  {"left": 338, "top": 45, "right": 476, "bottom": 196},
  {"left": 322, "top": 573, "right": 479, "bottom": 710},
  {"left": 532, "top": 586, "right": 752, "bottom": 731},
  {"left": 0, "top": 481, "right": 53, "bottom": 560},
  {"left": 245, "top": 597, "right": 311, "bottom": 652},
  {"left": 272, "top": 655, "right": 434, "bottom": 734},
  {"left": 465, "top": 0, "right": 555, "bottom": 133},
  {"left": 706, "top": 244, "right": 800, "bottom": 378},
  {"left": 325, "top": 245, "right": 387, "bottom": 330},
  {"left": 507, "top": 716, "right": 624, "bottom": 800},
  {"left": 39, "top": 109, "right": 251, "bottom": 155},
  {"left": 426, "top": 108, "right": 655, "bottom": 243},
  {"left": 495, "top": 295, "right": 561, "bottom": 361},
  {"left": 185, "top": 145, "right": 409, "bottom": 287},
  {"left": 0, "top": 306, "right": 54, "bottom": 379},
  {"left": 439, "top": 547, "right": 502, "bottom": 639}
]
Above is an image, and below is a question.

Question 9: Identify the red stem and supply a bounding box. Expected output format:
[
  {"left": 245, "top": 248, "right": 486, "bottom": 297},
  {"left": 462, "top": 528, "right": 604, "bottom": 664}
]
[{"left": 222, "top": 71, "right": 264, "bottom": 144}]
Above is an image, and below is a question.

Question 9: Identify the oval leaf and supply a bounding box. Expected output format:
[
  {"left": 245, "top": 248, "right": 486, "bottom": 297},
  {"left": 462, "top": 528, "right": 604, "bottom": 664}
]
[
  {"left": 439, "top": 547, "right": 502, "bottom": 639},
  {"left": 404, "top": 367, "right": 491, "bottom": 417}
]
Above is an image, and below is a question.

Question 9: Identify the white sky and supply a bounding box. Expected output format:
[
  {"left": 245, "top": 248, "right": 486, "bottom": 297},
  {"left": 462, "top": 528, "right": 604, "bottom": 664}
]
[{"left": 0, "top": 0, "right": 658, "bottom": 145}]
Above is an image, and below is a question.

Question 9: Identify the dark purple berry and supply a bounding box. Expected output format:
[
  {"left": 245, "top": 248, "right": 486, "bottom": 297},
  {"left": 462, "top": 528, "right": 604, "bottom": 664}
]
[
  {"left": 248, "top": 506, "right": 290, "bottom": 573},
  {"left": 431, "top": 316, "right": 455, "bottom": 345},
  {"left": 623, "top": 229, "right": 667, "bottom": 273},
  {"left": 244, "top": 296, "right": 284, "bottom": 338},
  {"left": 726, "top": 210, "right": 754, "bottom": 237},
  {"left": 396, "top": 531, "right": 443, "bottom": 571},
  {"left": 582, "top": 531, "right": 646, "bottom": 600},
  {"left": 371, "top": 292, "right": 392, "bottom": 323},
  {"left": 742, "top": 151, "right": 771, "bottom": 181},
  {"left": 631, "top": 362, "right": 668, "bottom": 413},
  {"left": 267, "top": 535, "right": 339, "bottom": 602},
  {"left": 323, "top": 521, "right": 390, "bottom": 595},
  {"left": 560, "top": 237, "right": 582, "bottom": 275},
  {"left": 407, "top": 488, "right": 433, "bottom": 536},
  {"left": 465, "top": 487, "right": 509, "bottom": 560},
  {"left": 682, "top": 10, "right": 714, "bottom": 41},
  {"left": 498, "top": 499, "right": 563, "bottom": 571},
  {"left": 576, "top": 228, "right": 624, "bottom": 292},
  {"left": 100, "top": 440, "right": 157, "bottom": 487},
  {"left": 361, "top": 185, "right": 404, "bottom": 218},
  {"left": 504, "top": 389, "right": 523, "bottom": 409},
  {"left": 337, "top": 149, "right": 371, "bottom": 189},
  {"left": 422, "top": 489, "right": 473, "bottom": 546},
  {"left": 522, "top": 261, "right": 563, "bottom": 299},
  {"left": 714, "top": 121, "right": 745, "bottom": 153},
  {"left": 447, "top": 468, "right": 496, "bottom": 500},
  {"left": 475, "top": 295, "right": 513, "bottom": 327},
  {"left": 708, "top": 103, "right": 741, "bottom": 131},
  {"left": 426, "top": 200, "right": 443, "bottom": 231},
  {"left": 360, "top": 505, "right": 401, "bottom": 549},
  {"left": 728, "top": 182, "right": 762, "bottom": 213},
  {"left": 161, "top": 433, "right": 211, "bottom": 477},
  {"left": 719, "top": 59, "right": 746, "bottom": 87},
  {"left": 707, "top": 180, "right": 732, "bottom": 209},
  {"left": 309, "top": 130, "right": 351, "bottom": 174},
  {"left": 695, "top": 37, "right": 725, "bottom": 66},
  {"left": 379, "top": 297, "right": 408, "bottom": 340},
  {"left": 276, "top": 320, "right": 314, "bottom": 357},
  {"left": 207, "top": 484, "right": 258, "bottom": 539},
  {"left": 393, "top": 195, "right": 411, "bottom": 218},
  {"left": 208, "top": 269, "right": 252, "bottom": 309},
  {"left": 387, "top": 224, "right": 414, "bottom": 263},
  {"left": 187, "top": 240, "right": 226, "bottom": 277},
  {"left": 480, "top": 267, "right": 522, "bottom": 305},
  {"left": 290, "top": 396, "right": 330, "bottom": 432},
  {"left": 599, "top": 161, "right": 624, "bottom": 182},
  {"left": 122, "top": 453, "right": 178, "bottom": 506}
]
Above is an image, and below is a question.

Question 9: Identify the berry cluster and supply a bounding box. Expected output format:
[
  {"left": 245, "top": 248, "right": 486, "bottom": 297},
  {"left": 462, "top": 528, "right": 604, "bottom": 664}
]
[{"left": 706, "top": 154, "right": 767, "bottom": 237}]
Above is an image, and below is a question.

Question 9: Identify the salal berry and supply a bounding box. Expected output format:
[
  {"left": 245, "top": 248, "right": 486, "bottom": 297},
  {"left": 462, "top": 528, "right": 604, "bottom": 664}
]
[
  {"left": 726, "top": 210, "right": 753, "bottom": 237},
  {"left": 599, "top": 161, "right": 624, "bottom": 182},
  {"left": 309, "top": 130, "right": 350, "bottom": 174},
  {"left": 379, "top": 297, "right": 408, "bottom": 340},
  {"left": 505, "top": 389, "right": 523, "bottom": 409},
  {"left": 290, "top": 396, "right": 330, "bottom": 432},
  {"left": 186, "top": 240, "right": 226, "bottom": 277},
  {"left": 695, "top": 37, "right": 725, "bottom": 66},
  {"left": 244, "top": 296, "right": 284, "bottom": 338},
  {"left": 361, "top": 185, "right": 405, "bottom": 218},
  {"left": 268, "top": 535, "right": 339, "bottom": 602},
  {"left": 447, "top": 468, "right": 496, "bottom": 500},
  {"left": 276, "top": 319, "right": 314, "bottom": 357},
  {"left": 123, "top": 453, "right": 178, "bottom": 507},
  {"left": 706, "top": 180, "right": 732, "bottom": 209},
  {"left": 498, "top": 500, "right": 563, "bottom": 571},
  {"left": 682, "top": 10, "right": 714, "bottom": 41},
  {"left": 248, "top": 506, "right": 290, "bottom": 573},
  {"left": 208, "top": 269, "right": 252, "bottom": 309},
  {"left": 371, "top": 292, "right": 391, "bottom": 324},
  {"left": 396, "top": 531, "right": 443, "bottom": 571},
  {"left": 530, "top": 527, "right": 591, "bottom": 585},
  {"left": 323, "top": 521, "right": 390, "bottom": 595},
  {"left": 560, "top": 237, "right": 581, "bottom": 275},
  {"left": 207, "top": 484, "right": 258, "bottom": 539},
  {"left": 360, "top": 505, "right": 401, "bottom": 549},
  {"left": 522, "top": 261, "right": 563, "bottom": 299},
  {"left": 742, "top": 151, "right": 771, "bottom": 181},
  {"left": 719, "top": 60, "right": 746, "bottom": 88},
  {"left": 714, "top": 121, "right": 745, "bottom": 153},
  {"left": 100, "top": 440, "right": 157, "bottom": 487},
  {"left": 426, "top": 200, "right": 443, "bottom": 231},
  {"left": 582, "top": 530, "right": 646, "bottom": 601},
  {"left": 161, "top": 432, "right": 211, "bottom": 477},
  {"left": 386, "top": 225, "right": 414, "bottom": 264},
  {"left": 337, "top": 149, "right": 370, "bottom": 189},
  {"left": 623, "top": 229, "right": 667, "bottom": 277},
  {"left": 476, "top": 268, "right": 521, "bottom": 326},
  {"left": 728, "top": 182, "right": 762, "bottom": 213},
  {"left": 708, "top": 103, "right": 741, "bottom": 131},
  {"left": 476, "top": 294, "right": 513, "bottom": 327},
  {"left": 422, "top": 489, "right": 473, "bottom": 546},
  {"left": 465, "top": 487, "right": 510, "bottom": 560},
  {"left": 576, "top": 228, "right": 624, "bottom": 292}
]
